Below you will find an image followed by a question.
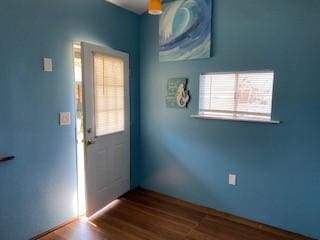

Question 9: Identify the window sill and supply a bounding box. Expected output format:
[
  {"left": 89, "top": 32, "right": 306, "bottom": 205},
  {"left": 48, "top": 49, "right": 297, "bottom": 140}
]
[{"left": 191, "top": 115, "right": 281, "bottom": 124}]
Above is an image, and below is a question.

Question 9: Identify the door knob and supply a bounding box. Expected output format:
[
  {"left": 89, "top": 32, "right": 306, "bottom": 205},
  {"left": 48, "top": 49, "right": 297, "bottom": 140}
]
[{"left": 87, "top": 139, "right": 96, "bottom": 146}]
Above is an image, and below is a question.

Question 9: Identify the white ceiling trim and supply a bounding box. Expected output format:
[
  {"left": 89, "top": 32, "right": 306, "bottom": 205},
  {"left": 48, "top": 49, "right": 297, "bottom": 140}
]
[{"left": 105, "top": 0, "right": 149, "bottom": 15}]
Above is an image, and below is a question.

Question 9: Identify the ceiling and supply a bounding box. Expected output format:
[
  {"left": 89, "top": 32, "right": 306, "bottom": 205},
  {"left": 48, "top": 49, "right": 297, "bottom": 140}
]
[{"left": 105, "top": 0, "right": 149, "bottom": 15}]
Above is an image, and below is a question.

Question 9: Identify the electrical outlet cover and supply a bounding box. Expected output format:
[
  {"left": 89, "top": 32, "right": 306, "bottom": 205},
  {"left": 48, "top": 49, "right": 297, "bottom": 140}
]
[{"left": 60, "top": 112, "right": 71, "bottom": 126}]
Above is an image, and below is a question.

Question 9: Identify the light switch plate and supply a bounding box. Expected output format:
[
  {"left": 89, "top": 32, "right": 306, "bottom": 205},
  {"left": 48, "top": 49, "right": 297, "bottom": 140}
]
[
  {"left": 43, "top": 58, "right": 53, "bottom": 72},
  {"left": 60, "top": 112, "right": 71, "bottom": 126},
  {"left": 229, "top": 174, "right": 237, "bottom": 186}
]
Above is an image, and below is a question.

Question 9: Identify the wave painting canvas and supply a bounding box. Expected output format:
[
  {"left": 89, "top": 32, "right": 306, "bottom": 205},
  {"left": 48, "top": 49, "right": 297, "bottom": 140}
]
[{"left": 159, "top": 0, "right": 212, "bottom": 62}]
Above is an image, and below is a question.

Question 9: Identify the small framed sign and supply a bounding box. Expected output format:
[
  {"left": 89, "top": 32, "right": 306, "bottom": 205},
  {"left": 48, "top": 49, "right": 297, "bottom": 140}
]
[{"left": 166, "top": 78, "right": 190, "bottom": 108}]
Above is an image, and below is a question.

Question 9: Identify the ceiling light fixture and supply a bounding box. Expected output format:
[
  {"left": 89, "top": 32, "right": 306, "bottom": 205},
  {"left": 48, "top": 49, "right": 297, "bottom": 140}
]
[{"left": 148, "top": 0, "right": 163, "bottom": 15}]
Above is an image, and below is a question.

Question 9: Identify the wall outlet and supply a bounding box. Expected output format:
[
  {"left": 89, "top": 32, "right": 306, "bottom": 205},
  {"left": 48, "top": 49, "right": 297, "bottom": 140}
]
[
  {"left": 60, "top": 112, "right": 71, "bottom": 126},
  {"left": 229, "top": 174, "right": 237, "bottom": 186}
]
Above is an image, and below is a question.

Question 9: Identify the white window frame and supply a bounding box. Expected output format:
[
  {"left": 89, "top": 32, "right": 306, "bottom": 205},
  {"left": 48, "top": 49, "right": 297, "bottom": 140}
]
[{"left": 192, "top": 70, "right": 280, "bottom": 124}]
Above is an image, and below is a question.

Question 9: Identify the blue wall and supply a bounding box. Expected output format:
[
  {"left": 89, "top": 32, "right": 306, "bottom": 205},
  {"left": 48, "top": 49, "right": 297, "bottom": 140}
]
[
  {"left": 1, "top": 0, "right": 320, "bottom": 239},
  {"left": 139, "top": 0, "right": 320, "bottom": 238},
  {"left": 0, "top": 1, "right": 140, "bottom": 239}
]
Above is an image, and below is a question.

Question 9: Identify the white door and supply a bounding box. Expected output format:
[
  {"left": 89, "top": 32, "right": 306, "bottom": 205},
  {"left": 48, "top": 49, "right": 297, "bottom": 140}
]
[{"left": 81, "top": 42, "right": 130, "bottom": 217}]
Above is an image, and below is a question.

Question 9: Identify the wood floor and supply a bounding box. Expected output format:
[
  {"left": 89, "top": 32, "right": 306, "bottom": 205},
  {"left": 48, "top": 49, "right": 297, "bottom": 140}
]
[{"left": 38, "top": 188, "right": 312, "bottom": 240}]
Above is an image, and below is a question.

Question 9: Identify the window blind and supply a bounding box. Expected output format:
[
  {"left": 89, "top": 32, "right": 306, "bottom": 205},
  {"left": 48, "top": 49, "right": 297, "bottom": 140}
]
[
  {"left": 94, "top": 54, "right": 125, "bottom": 136},
  {"left": 199, "top": 71, "right": 274, "bottom": 121}
]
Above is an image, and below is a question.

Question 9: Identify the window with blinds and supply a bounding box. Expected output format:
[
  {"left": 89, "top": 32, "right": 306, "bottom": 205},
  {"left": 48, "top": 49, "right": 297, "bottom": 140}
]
[
  {"left": 94, "top": 54, "right": 125, "bottom": 136},
  {"left": 199, "top": 71, "right": 275, "bottom": 122}
]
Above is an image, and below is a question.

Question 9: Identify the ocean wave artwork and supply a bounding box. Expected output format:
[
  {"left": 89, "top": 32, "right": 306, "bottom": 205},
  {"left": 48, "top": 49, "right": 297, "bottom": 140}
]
[{"left": 159, "top": 0, "right": 212, "bottom": 62}]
